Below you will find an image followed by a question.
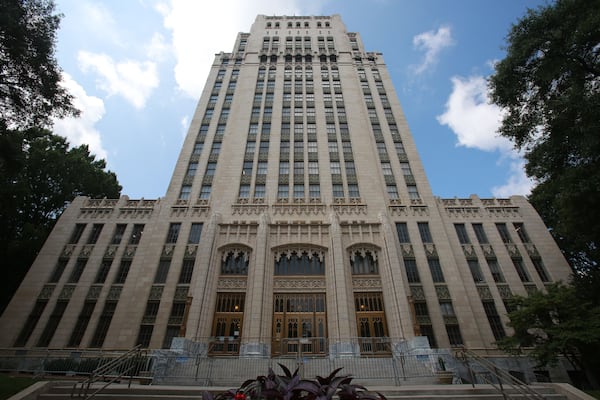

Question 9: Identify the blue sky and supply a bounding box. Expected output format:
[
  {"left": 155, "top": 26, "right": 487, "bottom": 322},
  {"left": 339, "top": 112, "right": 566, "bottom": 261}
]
[{"left": 52, "top": 0, "right": 548, "bottom": 200}]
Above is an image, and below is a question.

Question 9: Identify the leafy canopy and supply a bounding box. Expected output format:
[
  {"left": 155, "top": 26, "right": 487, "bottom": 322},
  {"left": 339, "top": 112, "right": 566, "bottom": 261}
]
[
  {"left": 496, "top": 283, "right": 600, "bottom": 376},
  {"left": 489, "top": 0, "right": 600, "bottom": 270},
  {"left": 0, "top": 0, "right": 78, "bottom": 129}
]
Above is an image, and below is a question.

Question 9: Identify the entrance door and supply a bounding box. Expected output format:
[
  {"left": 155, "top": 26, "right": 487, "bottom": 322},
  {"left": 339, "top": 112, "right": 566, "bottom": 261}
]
[
  {"left": 355, "top": 292, "right": 391, "bottom": 355},
  {"left": 272, "top": 293, "right": 326, "bottom": 356},
  {"left": 209, "top": 293, "right": 244, "bottom": 356}
]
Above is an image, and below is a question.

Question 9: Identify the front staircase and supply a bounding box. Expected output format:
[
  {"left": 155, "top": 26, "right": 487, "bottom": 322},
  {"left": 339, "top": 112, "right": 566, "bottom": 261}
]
[{"left": 16, "top": 381, "right": 592, "bottom": 400}]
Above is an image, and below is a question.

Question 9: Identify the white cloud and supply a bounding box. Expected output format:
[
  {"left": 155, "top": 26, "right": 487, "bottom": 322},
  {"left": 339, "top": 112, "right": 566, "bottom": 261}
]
[
  {"left": 180, "top": 115, "right": 189, "bottom": 138},
  {"left": 412, "top": 25, "right": 454, "bottom": 74},
  {"left": 158, "top": 0, "right": 322, "bottom": 98},
  {"left": 53, "top": 74, "right": 108, "bottom": 160},
  {"left": 437, "top": 75, "right": 512, "bottom": 152},
  {"left": 78, "top": 2, "right": 122, "bottom": 47},
  {"left": 437, "top": 75, "right": 535, "bottom": 196},
  {"left": 78, "top": 51, "right": 159, "bottom": 109},
  {"left": 146, "top": 32, "right": 171, "bottom": 61},
  {"left": 492, "top": 160, "right": 535, "bottom": 197}
]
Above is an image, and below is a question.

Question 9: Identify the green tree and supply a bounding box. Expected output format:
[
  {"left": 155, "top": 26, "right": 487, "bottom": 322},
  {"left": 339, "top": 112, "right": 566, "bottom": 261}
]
[
  {"left": 489, "top": 0, "right": 600, "bottom": 272},
  {"left": 0, "top": 0, "right": 78, "bottom": 130},
  {"left": 0, "top": 128, "right": 121, "bottom": 312},
  {"left": 497, "top": 283, "right": 600, "bottom": 383}
]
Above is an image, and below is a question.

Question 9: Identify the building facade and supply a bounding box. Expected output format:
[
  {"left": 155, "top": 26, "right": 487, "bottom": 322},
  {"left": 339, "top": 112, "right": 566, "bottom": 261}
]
[{"left": 0, "top": 15, "right": 570, "bottom": 360}]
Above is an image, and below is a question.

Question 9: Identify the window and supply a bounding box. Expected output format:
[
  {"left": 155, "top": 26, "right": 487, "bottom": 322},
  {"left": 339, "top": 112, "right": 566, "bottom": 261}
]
[
  {"left": 350, "top": 250, "right": 378, "bottom": 274},
  {"left": 294, "top": 141, "right": 304, "bottom": 153},
  {"left": 482, "top": 301, "right": 506, "bottom": 340},
  {"left": 257, "top": 161, "right": 268, "bottom": 175},
  {"left": 129, "top": 224, "right": 144, "bottom": 244},
  {"left": 142, "top": 301, "right": 160, "bottom": 324},
  {"left": 472, "top": 223, "right": 488, "bottom": 244},
  {"left": 454, "top": 224, "right": 470, "bottom": 244},
  {"left": 428, "top": 259, "right": 445, "bottom": 282},
  {"left": 68, "top": 259, "right": 87, "bottom": 283},
  {"left": 188, "top": 223, "right": 203, "bottom": 244},
  {"left": 309, "top": 184, "right": 320, "bottom": 198},
  {"left": 486, "top": 259, "right": 505, "bottom": 283},
  {"left": 242, "top": 161, "right": 253, "bottom": 175},
  {"left": 512, "top": 259, "right": 531, "bottom": 282},
  {"left": 467, "top": 260, "right": 485, "bottom": 282},
  {"left": 532, "top": 259, "right": 551, "bottom": 282},
  {"left": 513, "top": 223, "right": 531, "bottom": 243},
  {"left": 210, "top": 143, "right": 221, "bottom": 156},
  {"left": 376, "top": 142, "right": 387, "bottom": 155},
  {"left": 330, "top": 184, "right": 342, "bottom": 198},
  {"left": 179, "top": 259, "right": 195, "bottom": 284},
  {"left": 381, "top": 162, "right": 393, "bottom": 176},
  {"left": 113, "top": 260, "right": 132, "bottom": 284},
  {"left": 205, "top": 162, "right": 216, "bottom": 176},
  {"left": 110, "top": 224, "right": 126, "bottom": 245},
  {"left": 308, "top": 162, "right": 319, "bottom": 175},
  {"left": 166, "top": 223, "right": 181, "bottom": 244},
  {"left": 246, "top": 141, "right": 256, "bottom": 154},
  {"left": 154, "top": 260, "right": 171, "bottom": 283},
  {"left": 221, "top": 251, "right": 249, "bottom": 275},
  {"left": 396, "top": 223, "right": 410, "bottom": 243},
  {"left": 279, "top": 161, "right": 289, "bottom": 175},
  {"left": 418, "top": 222, "right": 433, "bottom": 243},
  {"left": 90, "top": 301, "right": 117, "bottom": 347},
  {"left": 330, "top": 162, "right": 341, "bottom": 174},
  {"left": 14, "top": 300, "right": 48, "bottom": 346},
  {"left": 278, "top": 184, "right": 289, "bottom": 199},
  {"left": 400, "top": 162, "right": 412, "bottom": 175},
  {"left": 294, "top": 184, "right": 304, "bottom": 199},
  {"left": 87, "top": 224, "right": 103, "bottom": 244},
  {"left": 348, "top": 184, "right": 360, "bottom": 198},
  {"left": 345, "top": 161, "right": 356, "bottom": 175},
  {"left": 49, "top": 259, "right": 68, "bottom": 283},
  {"left": 496, "top": 223, "right": 512, "bottom": 243},
  {"left": 199, "top": 185, "right": 211, "bottom": 199},
  {"left": 249, "top": 124, "right": 259, "bottom": 135},
  {"left": 395, "top": 142, "right": 405, "bottom": 154},
  {"left": 69, "top": 224, "right": 86, "bottom": 244},
  {"left": 280, "top": 141, "right": 289, "bottom": 153},
  {"left": 387, "top": 185, "right": 399, "bottom": 199},
  {"left": 445, "top": 324, "right": 464, "bottom": 346},
  {"left": 36, "top": 300, "right": 68, "bottom": 347},
  {"left": 254, "top": 184, "right": 266, "bottom": 198},
  {"left": 136, "top": 325, "right": 154, "bottom": 348},
  {"left": 403, "top": 259, "right": 420, "bottom": 283},
  {"left": 326, "top": 124, "right": 336, "bottom": 134},
  {"left": 179, "top": 185, "right": 191, "bottom": 200},
  {"left": 294, "top": 161, "right": 304, "bottom": 175},
  {"left": 239, "top": 185, "right": 250, "bottom": 198},
  {"left": 408, "top": 186, "right": 420, "bottom": 199},
  {"left": 68, "top": 301, "right": 96, "bottom": 347},
  {"left": 275, "top": 251, "right": 324, "bottom": 275},
  {"left": 95, "top": 259, "right": 112, "bottom": 283},
  {"left": 259, "top": 141, "right": 269, "bottom": 154},
  {"left": 307, "top": 142, "right": 317, "bottom": 153}
]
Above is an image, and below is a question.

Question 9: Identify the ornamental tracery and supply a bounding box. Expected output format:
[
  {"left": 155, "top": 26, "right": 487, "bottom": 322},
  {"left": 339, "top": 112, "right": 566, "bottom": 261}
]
[
  {"left": 348, "top": 244, "right": 380, "bottom": 275},
  {"left": 273, "top": 247, "right": 325, "bottom": 275},
  {"left": 220, "top": 245, "right": 251, "bottom": 275}
]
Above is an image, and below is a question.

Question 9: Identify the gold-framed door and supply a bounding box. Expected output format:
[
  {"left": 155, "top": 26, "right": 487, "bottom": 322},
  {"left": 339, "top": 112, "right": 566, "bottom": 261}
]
[
  {"left": 209, "top": 293, "right": 244, "bottom": 356},
  {"left": 354, "top": 292, "right": 391, "bottom": 355},
  {"left": 272, "top": 293, "right": 327, "bottom": 356}
]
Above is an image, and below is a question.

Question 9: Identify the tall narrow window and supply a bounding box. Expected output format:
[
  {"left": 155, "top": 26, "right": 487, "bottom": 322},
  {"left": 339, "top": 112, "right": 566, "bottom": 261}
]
[
  {"left": 486, "top": 259, "right": 505, "bottom": 283},
  {"left": 472, "top": 223, "right": 489, "bottom": 244},
  {"left": 454, "top": 224, "right": 470, "bottom": 244},
  {"left": 482, "top": 301, "right": 506, "bottom": 340},
  {"left": 467, "top": 260, "right": 485, "bottom": 282},
  {"left": 188, "top": 223, "right": 203, "bottom": 244},
  {"left": 14, "top": 300, "right": 48, "bottom": 346},
  {"left": 496, "top": 223, "right": 512, "bottom": 243},
  {"left": 396, "top": 223, "right": 410, "bottom": 243},
  {"left": 87, "top": 224, "right": 103, "bottom": 244},
  {"left": 155, "top": 260, "right": 172, "bottom": 283},
  {"left": 403, "top": 259, "right": 420, "bottom": 283},
  {"left": 532, "top": 259, "right": 551, "bottom": 282},
  {"left": 428, "top": 259, "right": 445, "bottom": 283},
  {"left": 418, "top": 222, "right": 433, "bottom": 243},
  {"left": 113, "top": 260, "right": 132, "bottom": 284},
  {"left": 513, "top": 223, "right": 531, "bottom": 243},
  {"left": 129, "top": 224, "right": 144, "bottom": 245},
  {"left": 166, "top": 223, "right": 181, "bottom": 244},
  {"left": 512, "top": 259, "right": 531, "bottom": 282},
  {"left": 36, "top": 300, "right": 68, "bottom": 347},
  {"left": 110, "top": 224, "right": 127, "bottom": 245},
  {"left": 95, "top": 259, "right": 113, "bottom": 284},
  {"left": 68, "top": 301, "right": 96, "bottom": 347},
  {"left": 90, "top": 301, "right": 117, "bottom": 347},
  {"left": 49, "top": 259, "right": 68, "bottom": 283},
  {"left": 179, "top": 260, "right": 195, "bottom": 284},
  {"left": 68, "top": 259, "right": 88, "bottom": 283},
  {"left": 69, "top": 224, "right": 86, "bottom": 244}
]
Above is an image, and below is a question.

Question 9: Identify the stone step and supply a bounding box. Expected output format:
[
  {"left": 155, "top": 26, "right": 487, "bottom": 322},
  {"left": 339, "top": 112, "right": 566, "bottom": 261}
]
[{"left": 36, "top": 383, "right": 569, "bottom": 400}]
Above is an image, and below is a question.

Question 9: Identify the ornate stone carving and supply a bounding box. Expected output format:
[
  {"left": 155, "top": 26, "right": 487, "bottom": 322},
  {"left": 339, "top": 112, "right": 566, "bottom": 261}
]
[
  {"left": 352, "top": 277, "right": 382, "bottom": 289},
  {"left": 39, "top": 284, "right": 55, "bottom": 299},
  {"left": 424, "top": 243, "right": 438, "bottom": 258},
  {"left": 481, "top": 244, "right": 495, "bottom": 258},
  {"left": 86, "top": 285, "right": 102, "bottom": 300},
  {"left": 59, "top": 285, "right": 75, "bottom": 299},
  {"left": 416, "top": 315, "right": 431, "bottom": 325},
  {"left": 162, "top": 244, "right": 176, "bottom": 258},
  {"left": 108, "top": 286, "right": 122, "bottom": 300},
  {"left": 149, "top": 285, "right": 164, "bottom": 300},
  {"left": 217, "top": 278, "right": 247, "bottom": 289},
  {"left": 331, "top": 204, "right": 367, "bottom": 215},
  {"left": 410, "top": 286, "right": 425, "bottom": 301},
  {"left": 525, "top": 284, "right": 538, "bottom": 295},
  {"left": 477, "top": 285, "right": 493, "bottom": 300},
  {"left": 232, "top": 203, "right": 268, "bottom": 215},
  {"left": 410, "top": 206, "right": 429, "bottom": 216},
  {"left": 435, "top": 285, "right": 451, "bottom": 300},
  {"left": 184, "top": 245, "right": 198, "bottom": 258},
  {"left": 273, "top": 278, "right": 326, "bottom": 289},
  {"left": 62, "top": 244, "right": 76, "bottom": 258},
  {"left": 348, "top": 247, "right": 378, "bottom": 262},
  {"left": 462, "top": 244, "right": 477, "bottom": 259},
  {"left": 497, "top": 285, "right": 512, "bottom": 299},
  {"left": 443, "top": 316, "right": 459, "bottom": 325},
  {"left": 506, "top": 244, "right": 521, "bottom": 258},
  {"left": 122, "top": 245, "right": 137, "bottom": 259},
  {"left": 79, "top": 245, "right": 94, "bottom": 258},
  {"left": 274, "top": 248, "right": 325, "bottom": 262},
  {"left": 400, "top": 244, "right": 414, "bottom": 258},
  {"left": 272, "top": 203, "right": 326, "bottom": 216},
  {"left": 525, "top": 243, "right": 540, "bottom": 258},
  {"left": 104, "top": 245, "right": 118, "bottom": 258},
  {"left": 174, "top": 285, "right": 189, "bottom": 301}
]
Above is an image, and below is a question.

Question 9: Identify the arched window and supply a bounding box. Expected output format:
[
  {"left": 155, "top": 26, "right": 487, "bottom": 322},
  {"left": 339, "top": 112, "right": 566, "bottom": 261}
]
[
  {"left": 350, "top": 248, "right": 379, "bottom": 274},
  {"left": 221, "top": 250, "right": 249, "bottom": 275},
  {"left": 274, "top": 249, "right": 325, "bottom": 275}
]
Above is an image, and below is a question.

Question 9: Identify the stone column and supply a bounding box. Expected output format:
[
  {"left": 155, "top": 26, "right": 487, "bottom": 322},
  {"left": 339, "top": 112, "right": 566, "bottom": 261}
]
[
  {"left": 185, "top": 212, "right": 221, "bottom": 354},
  {"left": 240, "top": 212, "right": 270, "bottom": 357},
  {"left": 327, "top": 211, "right": 359, "bottom": 357}
]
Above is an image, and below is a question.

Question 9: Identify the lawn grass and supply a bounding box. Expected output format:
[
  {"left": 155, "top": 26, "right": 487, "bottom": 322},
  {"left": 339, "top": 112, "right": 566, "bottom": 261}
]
[{"left": 0, "top": 375, "right": 39, "bottom": 400}]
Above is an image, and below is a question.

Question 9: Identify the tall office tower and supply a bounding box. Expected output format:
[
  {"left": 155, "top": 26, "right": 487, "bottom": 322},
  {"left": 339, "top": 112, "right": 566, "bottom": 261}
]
[{"left": 0, "top": 15, "right": 569, "bottom": 362}]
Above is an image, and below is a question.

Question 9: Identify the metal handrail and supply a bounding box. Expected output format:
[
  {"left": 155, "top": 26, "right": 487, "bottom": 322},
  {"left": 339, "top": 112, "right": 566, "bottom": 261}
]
[
  {"left": 456, "top": 347, "right": 546, "bottom": 400},
  {"left": 71, "top": 344, "right": 147, "bottom": 400}
]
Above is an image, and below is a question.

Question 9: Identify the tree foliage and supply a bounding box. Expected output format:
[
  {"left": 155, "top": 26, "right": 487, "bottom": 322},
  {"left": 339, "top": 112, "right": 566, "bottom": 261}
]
[
  {"left": 0, "top": 128, "right": 121, "bottom": 312},
  {"left": 489, "top": 0, "right": 600, "bottom": 271},
  {"left": 496, "top": 283, "right": 600, "bottom": 378},
  {"left": 0, "top": 0, "right": 78, "bottom": 129}
]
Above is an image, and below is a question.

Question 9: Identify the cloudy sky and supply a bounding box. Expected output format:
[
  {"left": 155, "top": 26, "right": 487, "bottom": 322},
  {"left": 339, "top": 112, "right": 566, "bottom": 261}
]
[{"left": 52, "top": 0, "right": 545, "bottom": 200}]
